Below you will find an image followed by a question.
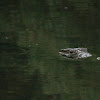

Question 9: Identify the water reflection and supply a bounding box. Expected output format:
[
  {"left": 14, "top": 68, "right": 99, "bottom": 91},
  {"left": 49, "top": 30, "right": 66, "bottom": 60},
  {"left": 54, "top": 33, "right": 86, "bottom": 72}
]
[
  {"left": 0, "top": 0, "right": 100, "bottom": 100},
  {"left": 1, "top": 32, "right": 100, "bottom": 100}
]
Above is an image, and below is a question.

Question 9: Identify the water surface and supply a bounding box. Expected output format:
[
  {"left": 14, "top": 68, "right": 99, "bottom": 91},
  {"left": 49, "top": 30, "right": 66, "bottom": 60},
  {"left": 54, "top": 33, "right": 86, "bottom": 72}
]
[{"left": 0, "top": 1, "right": 100, "bottom": 100}]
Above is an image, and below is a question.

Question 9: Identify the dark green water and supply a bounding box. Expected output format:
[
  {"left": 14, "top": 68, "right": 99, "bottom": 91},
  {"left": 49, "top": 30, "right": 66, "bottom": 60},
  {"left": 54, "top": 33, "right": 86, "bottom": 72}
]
[{"left": 0, "top": 1, "right": 100, "bottom": 100}]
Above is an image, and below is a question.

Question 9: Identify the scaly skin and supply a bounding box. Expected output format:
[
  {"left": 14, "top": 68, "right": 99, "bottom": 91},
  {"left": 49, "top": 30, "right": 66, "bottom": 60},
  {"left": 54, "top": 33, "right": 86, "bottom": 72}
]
[{"left": 59, "top": 48, "right": 92, "bottom": 59}]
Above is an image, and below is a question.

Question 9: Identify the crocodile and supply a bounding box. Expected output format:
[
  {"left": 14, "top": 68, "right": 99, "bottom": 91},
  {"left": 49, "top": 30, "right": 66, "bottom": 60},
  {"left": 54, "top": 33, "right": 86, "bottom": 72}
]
[
  {"left": 59, "top": 48, "right": 100, "bottom": 60},
  {"left": 58, "top": 48, "right": 92, "bottom": 59}
]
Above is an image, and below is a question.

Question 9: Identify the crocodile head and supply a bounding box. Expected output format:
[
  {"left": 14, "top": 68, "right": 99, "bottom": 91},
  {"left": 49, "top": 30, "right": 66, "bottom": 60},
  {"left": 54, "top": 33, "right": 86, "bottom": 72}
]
[{"left": 58, "top": 48, "right": 92, "bottom": 59}]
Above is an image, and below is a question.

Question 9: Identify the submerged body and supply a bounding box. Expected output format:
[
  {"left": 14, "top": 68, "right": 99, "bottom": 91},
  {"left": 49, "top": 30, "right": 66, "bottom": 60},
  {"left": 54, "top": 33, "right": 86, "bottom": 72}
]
[{"left": 59, "top": 48, "right": 92, "bottom": 59}]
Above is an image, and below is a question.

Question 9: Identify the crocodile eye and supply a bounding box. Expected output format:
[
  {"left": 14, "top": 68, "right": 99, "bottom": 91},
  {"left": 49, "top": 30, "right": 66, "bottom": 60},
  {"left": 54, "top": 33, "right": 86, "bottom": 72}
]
[
  {"left": 70, "top": 51, "right": 73, "bottom": 53},
  {"left": 61, "top": 50, "right": 66, "bottom": 52}
]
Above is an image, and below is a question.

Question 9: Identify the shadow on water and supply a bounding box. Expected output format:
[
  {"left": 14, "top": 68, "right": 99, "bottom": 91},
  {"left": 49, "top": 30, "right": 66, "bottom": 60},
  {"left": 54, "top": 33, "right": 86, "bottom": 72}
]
[{"left": 0, "top": 33, "right": 43, "bottom": 100}]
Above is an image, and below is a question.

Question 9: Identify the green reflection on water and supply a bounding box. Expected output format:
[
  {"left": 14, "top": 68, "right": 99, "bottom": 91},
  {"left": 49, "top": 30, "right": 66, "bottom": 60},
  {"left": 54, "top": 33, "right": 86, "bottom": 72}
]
[{"left": 0, "top": 0, "right": 100, "bottom": 100}]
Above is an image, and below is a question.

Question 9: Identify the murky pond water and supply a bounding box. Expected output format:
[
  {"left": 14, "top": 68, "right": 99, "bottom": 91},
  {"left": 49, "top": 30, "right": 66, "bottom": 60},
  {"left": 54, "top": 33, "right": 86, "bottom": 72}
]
[{"left": 0, "top": 1, "right": 100, "bottom": 100}]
